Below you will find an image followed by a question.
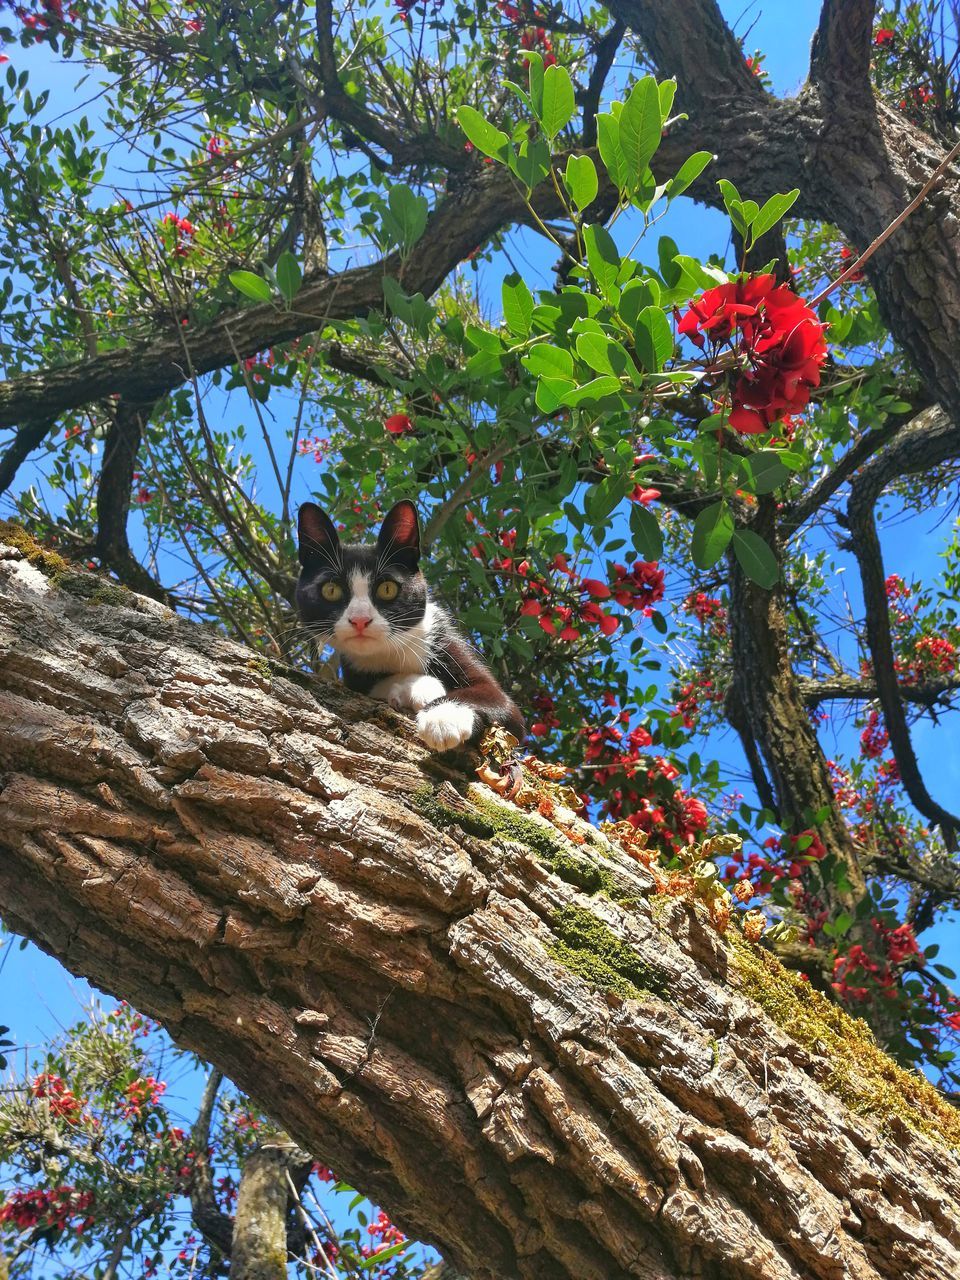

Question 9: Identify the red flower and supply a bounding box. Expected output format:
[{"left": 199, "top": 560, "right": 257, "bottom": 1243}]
[
  {"left": 384, "top": 413, "right": 413, "bottom": 435},
  {"left": 874, "top": 28, "right": 894, "bottom": 46},
  {"left": 678, "top": 274, "right": 827, "bottom": 434}
]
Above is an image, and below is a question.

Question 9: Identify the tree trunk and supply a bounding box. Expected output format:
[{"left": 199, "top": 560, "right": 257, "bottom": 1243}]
[
  {"left": 1, "top": 535, "right": 959, "bottom": 1280},
  {"left": 232, "top": 1144, "right": 308, "bottom": 1280}
]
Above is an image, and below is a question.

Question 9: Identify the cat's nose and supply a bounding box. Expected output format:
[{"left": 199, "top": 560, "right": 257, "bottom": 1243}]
[{"left": 350, "top": 615, "right": 373, "bottom": 634}]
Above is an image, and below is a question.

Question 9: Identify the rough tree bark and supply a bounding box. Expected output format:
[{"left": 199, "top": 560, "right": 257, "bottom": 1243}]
[{"left": 1, "top": 539, "right": 959, "bottom": 1279}]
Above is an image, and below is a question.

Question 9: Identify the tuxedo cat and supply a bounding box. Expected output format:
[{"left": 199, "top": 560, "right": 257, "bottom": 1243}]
[{"left": 296, "top": 500, "right": 525, "bottom": 751}]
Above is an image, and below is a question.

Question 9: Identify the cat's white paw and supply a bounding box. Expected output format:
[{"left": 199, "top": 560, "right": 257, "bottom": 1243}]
[
  {"left": 416, "top": 702, "right": 476, "bottom": 751},
  {"left": 407, "top": 675, "right": 447, "bottom": 711},
  {"left": 369, "top": 673, "right": 446, "bottom": 711},
  {"left": 368, "top": 673, "right": 416, "bottom": 709}
]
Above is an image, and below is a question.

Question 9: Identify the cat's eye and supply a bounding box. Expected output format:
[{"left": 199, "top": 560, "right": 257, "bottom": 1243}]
[
  {"left": 375, "top": 579, "right": 400, "bottom": 602},
  {"left": 320, "top": 581, "right": 344, "bottom": 602}
]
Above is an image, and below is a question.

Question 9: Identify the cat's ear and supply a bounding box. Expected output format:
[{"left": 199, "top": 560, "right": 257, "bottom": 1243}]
[
  {"left": 377, "top": 500, "right": 420, "bottom": 569},
  {"left": 298, "top": 502, "right": 340, "bottom": 567}
]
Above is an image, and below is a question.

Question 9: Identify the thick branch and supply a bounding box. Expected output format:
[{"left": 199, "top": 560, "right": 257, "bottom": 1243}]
[
  {"left": 604, "top": 0, "right": 766, "bottom": 112},
  {"left": 809, "top": 0, "right": 878, "bottom": 90},
  {"left": 95, "top": 399, "right": 171, "bottom": 604},
  {"left": 798, "top": 672, "right": 960, "bottom": 708},
  {"left": 847, "top": 406, "right": 960, "bottom": 846},
  {"left": 0, "top": 157, "right": 591, "bottom": 429},
  {"left": 1, "top": 537, "right": 959, "bottom": 1280}
]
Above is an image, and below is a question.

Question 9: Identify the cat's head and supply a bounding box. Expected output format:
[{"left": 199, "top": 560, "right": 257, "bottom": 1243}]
[{"left": 295, "top": 500, "right": 430, "bottom": 670}]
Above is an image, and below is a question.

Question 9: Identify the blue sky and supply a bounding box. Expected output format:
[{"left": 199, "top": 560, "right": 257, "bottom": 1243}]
[{"left": 2, "top": 0, "right": 958, "bottom": 1160}]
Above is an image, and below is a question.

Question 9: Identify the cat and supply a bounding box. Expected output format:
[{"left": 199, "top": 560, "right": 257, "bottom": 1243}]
[{"left": 296, "top": 500, "right": 525, "bottom": 751}]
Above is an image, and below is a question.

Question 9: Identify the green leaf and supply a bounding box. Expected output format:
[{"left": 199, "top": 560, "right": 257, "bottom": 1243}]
[
  {"left": 539, "top": 63, "right": 576, "bottom": 139},
  {"left": 456, "top": 105, "right": 509, "bottom": 160},
  {"left": 275, "top": 251, "right": 302, "bottom": 303},
  {"left": 665, "top": 150, "right": 714, "bottom": 201},
  {"left": 934, "top": 964, "right": 958, "bottom": 980},
  {"left": 509, "top": 136, "right": 550, "bottom": 190},
  {"left": 732, "top": 528, "right": 780, "bottom": 587},
  {"left": 630, "top": 502, "right": 663, "bottom": 560},
  {"left": 717, "top": 178, "right": 747, "bottom": 235},
  {"left": 386, "top": 182, "right": 428, "bottom": 249},
  {"left": 618, "top": 278, "right": 660, "bottom": 329},
  {"left": 359, "top": 1244, "right": 408, "bottom": 1270},
  {"left": 750, "top": 189, "right": 800, "bottom": 243},
  {"left": 525, "top": 48, "right": 545, "bottom": 117},
  {"left": 575, "top": 332, "right": 637, "bottom": 380},
  {"left": 634, "top": 306, "right": 674, "bottom": 372},
  {"left": 596, "top": 113, "right": 627, "bottom": 190},
  {"left": 465, "top": 324, "right": 503, "bottom": 353},
  {"left": 658, "top": 79, "right": 677, "bottom": 121},
  {"left": 559, "top": 375, "right": 622, "bottom": 405},
  {"left": 502, "top": 272, "right": 534, "bottom": 337},
  {"left": 535, "top": 376, "right": 576, "bottom": 412},
  {"left": 585, "top": 476, "right": 625, "bottom": 524},
  {"left": 583, "top": 223, "right": 620, "bottom": 300},
  {"left": 691, "top": 501, "right": 734, "bottom": 569},
  {"left": 564, "top": 153, "right": 598, "bottom": 211},
  {"left": 740, "top": 450, "right": 790, "bottom": 495},
  {"left": 522, "top": 343, "right": 574, "bottom": 378},
  {"left": 228, "top": 270, "right": 273, "bottom": 303},
  {"left": 618, "top": 75, "right": 661, "bottom": 185},
  {"left": 833, "top": 912, "right": 854, "bottom": 937}
]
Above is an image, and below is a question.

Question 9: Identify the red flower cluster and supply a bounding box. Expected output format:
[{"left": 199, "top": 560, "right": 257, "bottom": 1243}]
[
  {"left": 610, "top": 560, "right": 665, "bottom": 613},
  {"left": 243, "top": 349, "right": 275, "bottom": 383},
  {"left": 384, "top": 412, "right": 414, "bottom": 435},
  {"left": 15, "top": 0, "right": 78, "bottom": 37},
  {"left": 31, "top": 1073, "right": 84, "bottom": 1123},
  {"left": 120, "top": 1075, "right": 166, "bottom": 1120},
  {"left": 838, "top": 245, "right": 864, "bottom": 283},
  {"left": 497, "top": 2, "right": 557, "bottom": 66},
  {"left": 672, "top": 675, "right": 721, "bottom": 730},
  {"left": 833, "top": 920, "right": 921, "bottom": 1002},
  {"left": 677, "top": 274, "right": 827, "bottom": 433},
  {"left": 859, "top": 709, "right": 889, "bottom": 760},
  {"left": 0, "top": 1186, "right": 95, "bottom": 1234},
  {"left": 682, "top": 590, "right": 727, "bottom": 636},
  {"left": 162, "top": 211, "right": 196, "bottom": 259},
  {"left": 367, "top": 1211, "right": 405, "bottom": 1247}
]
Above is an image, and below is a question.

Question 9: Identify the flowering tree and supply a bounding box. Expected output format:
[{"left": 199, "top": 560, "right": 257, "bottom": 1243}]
[
  {"left": 2, "top": 1, "right": 960, "bottom": 1276},
  {"left": 0, "top": 999, "right": 427, "bottom": 1280}
]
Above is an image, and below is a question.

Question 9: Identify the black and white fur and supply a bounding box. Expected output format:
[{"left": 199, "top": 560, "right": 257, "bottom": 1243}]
[{"left": 296, "top": 500, "right": 525, "bottom": 751}]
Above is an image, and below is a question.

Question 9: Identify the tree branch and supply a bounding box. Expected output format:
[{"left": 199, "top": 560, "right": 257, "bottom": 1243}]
[
  {"left": 846, "top": 405, "right": 960, "bottom": 847},
  {"left": 3, "top": 536, "right": 960, "bottom": 1280},
  {"left": 95, "top": 399, "right": 171, "bottom": 604},
  {"left": 188, "top": 1069, "right": 234, "bottom": 1259},
  {"left": 809, "top": 0, "right": 878, "bottom": 91},
  {"left": 604, "top": 0, "right": 767, "bottom": 113},
  {"left": 0, "top": 420, "right": 55, "bottom": 498},
  {"left": 798, "top": 672, "right": 960, "bottom": 708}
]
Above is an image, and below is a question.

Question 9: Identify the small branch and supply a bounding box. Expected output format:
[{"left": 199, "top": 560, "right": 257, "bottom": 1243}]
[
  {"left": 0, "top": 420, "right": 55, "bottom": 498},
  {"left": 846, "top": 405, "right": 960, "bottom": 847},
  {"left": 579, "top": 20, "right": 627, "bottom": 147},
  {"left": 781, "top": 404, "right": 925, "bottom": 535},
  {"left": 188, "top": 1068, "right": 234, "bottom": 1259}
]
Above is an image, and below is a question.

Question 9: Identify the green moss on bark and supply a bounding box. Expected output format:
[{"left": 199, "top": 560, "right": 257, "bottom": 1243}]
[
  {"left": 732, "top": 932, "right": 960, "bottom": 1150},
  {"left": 547, "top": 904, "right": 668, "bottom": 1000}
]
